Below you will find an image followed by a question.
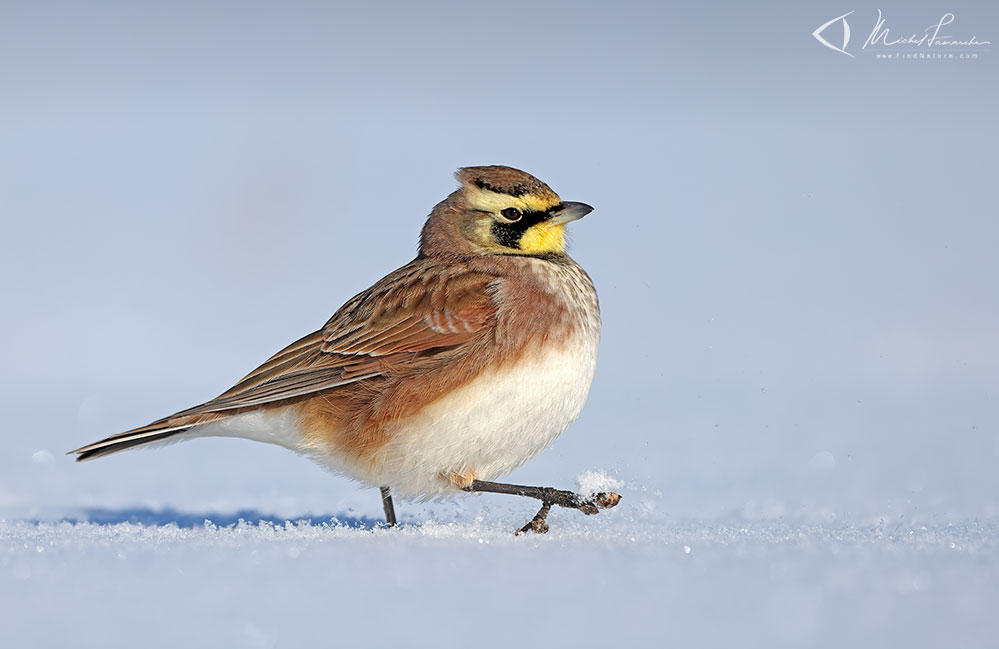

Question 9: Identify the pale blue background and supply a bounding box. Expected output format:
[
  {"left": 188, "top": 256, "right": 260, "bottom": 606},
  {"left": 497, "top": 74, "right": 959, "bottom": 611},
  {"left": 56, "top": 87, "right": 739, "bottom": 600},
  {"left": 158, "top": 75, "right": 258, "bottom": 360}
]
[{"left": 1, "top": 0, "right": 996, "bottom": 524}]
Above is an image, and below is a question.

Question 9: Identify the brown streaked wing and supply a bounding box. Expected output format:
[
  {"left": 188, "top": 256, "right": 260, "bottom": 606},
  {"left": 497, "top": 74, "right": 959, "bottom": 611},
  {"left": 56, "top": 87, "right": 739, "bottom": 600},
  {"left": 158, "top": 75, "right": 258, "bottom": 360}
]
[
  {"left": 320, "top": 267, "right": 496, "bottom": 355},
  {"left": 166, "top": 261, "right": 499, "bottom": 416}
]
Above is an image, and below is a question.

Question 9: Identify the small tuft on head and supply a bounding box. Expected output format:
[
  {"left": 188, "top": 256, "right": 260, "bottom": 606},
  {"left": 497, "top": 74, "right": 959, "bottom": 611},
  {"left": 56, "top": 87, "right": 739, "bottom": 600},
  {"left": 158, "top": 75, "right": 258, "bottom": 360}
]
[{"left": 456, "top": 166, "right": 561, "bottom": 212}]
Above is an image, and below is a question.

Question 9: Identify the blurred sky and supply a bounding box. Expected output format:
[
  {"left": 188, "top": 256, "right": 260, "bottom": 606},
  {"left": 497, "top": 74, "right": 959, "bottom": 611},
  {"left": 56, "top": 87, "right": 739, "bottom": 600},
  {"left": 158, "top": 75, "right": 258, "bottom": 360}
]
[{"left": 1, "top": 0, "right": 996, "bottom": 523}]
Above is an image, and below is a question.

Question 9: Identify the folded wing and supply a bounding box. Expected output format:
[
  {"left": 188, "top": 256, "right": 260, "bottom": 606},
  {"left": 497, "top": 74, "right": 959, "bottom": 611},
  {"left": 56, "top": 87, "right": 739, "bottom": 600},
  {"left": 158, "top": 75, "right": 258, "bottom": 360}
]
[{"left": 70, "top": 261, "right": 499, "bottom": 459}]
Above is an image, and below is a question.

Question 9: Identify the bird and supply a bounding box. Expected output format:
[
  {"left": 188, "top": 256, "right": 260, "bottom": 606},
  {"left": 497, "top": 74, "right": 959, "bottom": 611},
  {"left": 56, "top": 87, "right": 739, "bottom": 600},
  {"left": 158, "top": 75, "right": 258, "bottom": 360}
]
[{"left": 70, "top": 165, "right": 620, "bottom": 533}]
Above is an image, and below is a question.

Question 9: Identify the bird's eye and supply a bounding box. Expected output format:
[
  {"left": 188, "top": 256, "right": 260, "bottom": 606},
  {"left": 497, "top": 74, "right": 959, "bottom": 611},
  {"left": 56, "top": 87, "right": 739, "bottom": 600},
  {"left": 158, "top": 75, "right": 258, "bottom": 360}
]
[{"left": 501, "top": 207, "right": 522, "bottom": 222}]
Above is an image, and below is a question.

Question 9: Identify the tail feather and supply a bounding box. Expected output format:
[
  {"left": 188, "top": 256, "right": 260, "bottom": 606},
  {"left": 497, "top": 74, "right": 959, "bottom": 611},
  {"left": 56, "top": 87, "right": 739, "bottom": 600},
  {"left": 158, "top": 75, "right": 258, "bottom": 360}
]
[
  {"left": 69, "top": 416, "right": 213, "bottom": 462},
  {"left": 73, "top": 428, "right": 191, "bottom": 461}
]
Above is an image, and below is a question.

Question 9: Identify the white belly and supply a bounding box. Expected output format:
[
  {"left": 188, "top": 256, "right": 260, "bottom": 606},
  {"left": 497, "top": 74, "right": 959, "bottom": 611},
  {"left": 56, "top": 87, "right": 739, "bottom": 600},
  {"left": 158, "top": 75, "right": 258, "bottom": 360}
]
[{"left": 367, "top": 333, "right": 599, "bottom": 499}]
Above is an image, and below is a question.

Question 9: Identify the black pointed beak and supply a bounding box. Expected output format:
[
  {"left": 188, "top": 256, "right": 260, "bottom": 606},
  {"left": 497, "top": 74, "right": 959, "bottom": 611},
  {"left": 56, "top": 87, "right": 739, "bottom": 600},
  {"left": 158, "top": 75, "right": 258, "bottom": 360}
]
[{"left": 549, "top": 201, "right": 594, "bottom": 225}]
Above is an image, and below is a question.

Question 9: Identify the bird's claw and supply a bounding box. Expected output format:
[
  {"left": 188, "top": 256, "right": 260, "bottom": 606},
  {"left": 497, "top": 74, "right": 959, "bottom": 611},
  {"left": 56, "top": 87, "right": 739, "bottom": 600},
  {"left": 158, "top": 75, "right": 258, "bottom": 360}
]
[
  {"left": 591, "top": 491, "right": 621, "bottom": 510},
  {"left": 516, "top": 501, "right": 553, "bottom": 535},
  {"left": 515, "top": 490, "right": 622, "bottom": 534}
]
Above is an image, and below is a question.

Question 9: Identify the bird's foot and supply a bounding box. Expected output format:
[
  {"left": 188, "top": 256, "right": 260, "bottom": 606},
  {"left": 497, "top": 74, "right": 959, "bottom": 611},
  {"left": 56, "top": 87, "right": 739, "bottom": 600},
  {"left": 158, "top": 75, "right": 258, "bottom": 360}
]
[
  {"left": 513, "top": 487, "right": 622, "bottom": 535},
  {"left": 463, "top": 480, "right": 621, "bottom": 535},
  {"left": 517, "top": 501, "right": 552, "bottom": 535}
]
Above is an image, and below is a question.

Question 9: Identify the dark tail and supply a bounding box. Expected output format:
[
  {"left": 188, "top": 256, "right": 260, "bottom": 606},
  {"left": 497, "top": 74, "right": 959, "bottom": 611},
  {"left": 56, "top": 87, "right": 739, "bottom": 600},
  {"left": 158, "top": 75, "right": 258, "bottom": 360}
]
[{"left": 69, "top": 423, "right": 195, "bottom": 462}]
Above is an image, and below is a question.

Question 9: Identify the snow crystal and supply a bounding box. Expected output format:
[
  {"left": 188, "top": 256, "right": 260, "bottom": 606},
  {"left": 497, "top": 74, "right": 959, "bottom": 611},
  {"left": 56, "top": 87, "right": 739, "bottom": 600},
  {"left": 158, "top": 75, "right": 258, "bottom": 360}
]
[
  {"left": 808, "top": 450, "right": 837, "bottom": 471},
  {"left": 574, "top": 469, "right": 623, "bottom": 499},
  {"left": 31, "top": 450, "right": 54, "bottom": 465}
]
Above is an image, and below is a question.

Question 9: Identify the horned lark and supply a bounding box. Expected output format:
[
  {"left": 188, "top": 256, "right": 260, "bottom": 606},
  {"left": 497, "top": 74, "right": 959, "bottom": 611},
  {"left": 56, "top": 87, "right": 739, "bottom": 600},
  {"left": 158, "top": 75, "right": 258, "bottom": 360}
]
[{"left": 71, "top": 165, "right": 619, "bottom": 533}]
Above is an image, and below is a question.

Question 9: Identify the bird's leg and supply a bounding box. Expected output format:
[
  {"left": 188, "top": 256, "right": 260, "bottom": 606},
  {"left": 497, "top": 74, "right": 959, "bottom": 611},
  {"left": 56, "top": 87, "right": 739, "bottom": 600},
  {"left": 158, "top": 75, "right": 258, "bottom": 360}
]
[
  {"left": 462, "top": 479, "right": 621, "bottom": 535},
  {"left": 380, "top": 486, "right": 397, "bottom": 527},
  {"left": 521, "top": 500, "right": 554, "bottom": 534}
]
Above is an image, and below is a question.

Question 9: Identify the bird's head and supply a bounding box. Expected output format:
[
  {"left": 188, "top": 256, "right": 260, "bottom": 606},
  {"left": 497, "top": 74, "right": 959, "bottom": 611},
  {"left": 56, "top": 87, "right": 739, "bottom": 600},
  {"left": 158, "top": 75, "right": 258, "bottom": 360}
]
[{"left": 420, "top": 165, "right": 593, "bottom": 258}]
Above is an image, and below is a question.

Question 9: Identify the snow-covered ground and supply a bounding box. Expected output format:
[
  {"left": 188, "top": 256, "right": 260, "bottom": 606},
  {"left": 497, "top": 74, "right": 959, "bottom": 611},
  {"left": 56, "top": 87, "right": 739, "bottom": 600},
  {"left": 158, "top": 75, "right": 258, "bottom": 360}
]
[
  {"left": 4, "top": 509, "right": 997, "bottom": 649},
  {"left": 5, "top": 463, "right": 999, "bottom": 649},
  {"left": 4, "top": 388, "right": 998, "bottom": 649}
]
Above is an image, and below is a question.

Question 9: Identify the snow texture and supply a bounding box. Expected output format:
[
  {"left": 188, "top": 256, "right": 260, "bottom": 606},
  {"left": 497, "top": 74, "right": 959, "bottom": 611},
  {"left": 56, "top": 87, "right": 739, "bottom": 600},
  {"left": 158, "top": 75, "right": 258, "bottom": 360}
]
[
  {"left": 575, "top": 469, "right": 625, "bottom": 498},
  {"left": 3, "top": 513, "right": 998, "bottom": 649}
]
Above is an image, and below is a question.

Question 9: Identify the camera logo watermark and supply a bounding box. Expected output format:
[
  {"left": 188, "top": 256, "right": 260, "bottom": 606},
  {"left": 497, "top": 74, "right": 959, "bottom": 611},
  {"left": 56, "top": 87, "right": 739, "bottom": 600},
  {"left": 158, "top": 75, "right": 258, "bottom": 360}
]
[{"left": 812, "top": 9, "right": 990, "bottom": 59}]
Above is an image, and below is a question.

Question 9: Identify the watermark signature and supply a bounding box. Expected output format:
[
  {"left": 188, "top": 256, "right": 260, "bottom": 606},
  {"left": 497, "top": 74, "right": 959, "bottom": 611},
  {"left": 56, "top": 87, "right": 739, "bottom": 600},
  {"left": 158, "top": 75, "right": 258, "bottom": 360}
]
[{"left": 813, "top": 10, "right": 990, "bottom": 59}]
